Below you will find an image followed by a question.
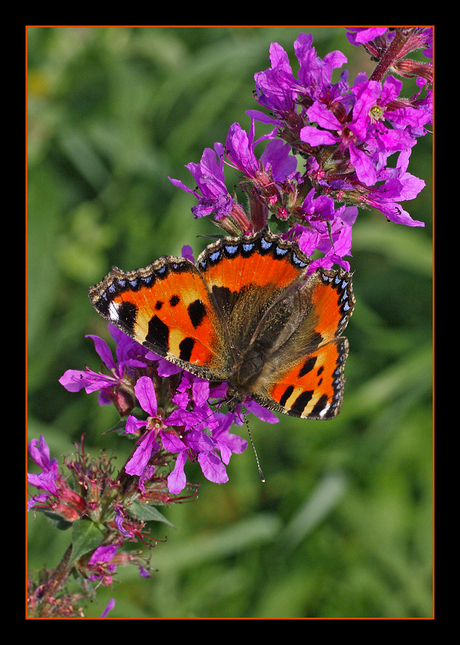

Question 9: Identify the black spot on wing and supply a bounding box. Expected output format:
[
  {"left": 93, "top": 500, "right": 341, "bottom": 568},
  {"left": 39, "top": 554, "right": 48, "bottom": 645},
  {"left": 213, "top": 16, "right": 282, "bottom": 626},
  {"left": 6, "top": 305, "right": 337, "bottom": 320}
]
[
  {"left": 188, "top": 299, "right": 207, "bottom": 328},
  {"left": 146, "top": 315, "right": 169, "bottom": 352}
]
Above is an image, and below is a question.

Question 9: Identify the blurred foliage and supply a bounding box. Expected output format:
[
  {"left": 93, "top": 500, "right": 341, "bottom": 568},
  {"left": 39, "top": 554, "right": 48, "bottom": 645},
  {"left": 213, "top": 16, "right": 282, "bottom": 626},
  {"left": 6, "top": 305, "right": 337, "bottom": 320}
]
[{"left": 27, "top": 27, "right": 432, "bottom": 618}]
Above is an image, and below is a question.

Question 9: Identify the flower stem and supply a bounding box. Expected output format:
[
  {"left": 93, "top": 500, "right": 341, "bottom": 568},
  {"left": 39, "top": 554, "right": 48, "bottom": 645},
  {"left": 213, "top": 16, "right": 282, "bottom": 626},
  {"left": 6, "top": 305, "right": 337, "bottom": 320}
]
[
  {"left": 35, "top": 544, "right": 73, "bottom": 616},
  {"left": 370, "top": 28, "right": 414, "bottom": 82}
]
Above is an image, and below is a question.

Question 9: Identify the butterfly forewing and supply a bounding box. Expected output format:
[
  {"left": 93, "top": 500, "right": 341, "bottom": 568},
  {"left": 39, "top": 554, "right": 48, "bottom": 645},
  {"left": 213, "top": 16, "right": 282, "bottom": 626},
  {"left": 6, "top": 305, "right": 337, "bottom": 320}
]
[{"left": 88, "top": 257, "right": 221, "bottom": 372}]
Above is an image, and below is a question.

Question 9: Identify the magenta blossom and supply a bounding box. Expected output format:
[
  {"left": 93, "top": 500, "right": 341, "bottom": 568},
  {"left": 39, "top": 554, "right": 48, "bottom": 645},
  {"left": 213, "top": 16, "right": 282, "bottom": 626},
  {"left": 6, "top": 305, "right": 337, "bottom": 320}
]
[
  {"left": 163, "top": 374, "right": 248, "bottom": 494},
  {"left": 168, "top": 143, "right": 234, "bottom": 220},
  {"left": 122, "top": 372, "right": 248, "bottom": 494},
  {"left": 59, "top": 324, "right": 149, "bottom": 414},
  {"left": 124, "top": 376, "right": 162, "bottom": 477}
]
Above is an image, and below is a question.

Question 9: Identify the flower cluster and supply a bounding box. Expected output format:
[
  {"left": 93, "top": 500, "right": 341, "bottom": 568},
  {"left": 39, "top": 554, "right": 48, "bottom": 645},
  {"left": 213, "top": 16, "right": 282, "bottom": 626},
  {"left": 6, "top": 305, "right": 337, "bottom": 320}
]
[
  {"left": 58, "top": 323, "right": 254, "bottom": 494},
  {"left": 28, "top": 323, "right": 257, "bottom": 615},
  {"left": 170, "top": 28, "right": 432, "bottom": 272}
]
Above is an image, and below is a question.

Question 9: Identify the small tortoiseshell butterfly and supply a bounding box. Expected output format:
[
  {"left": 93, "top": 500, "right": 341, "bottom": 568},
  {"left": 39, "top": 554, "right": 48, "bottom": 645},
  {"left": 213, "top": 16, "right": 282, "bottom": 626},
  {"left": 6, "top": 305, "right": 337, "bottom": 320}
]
[{"left": 88, "top": 228, "right": 355, "bottom": 419}]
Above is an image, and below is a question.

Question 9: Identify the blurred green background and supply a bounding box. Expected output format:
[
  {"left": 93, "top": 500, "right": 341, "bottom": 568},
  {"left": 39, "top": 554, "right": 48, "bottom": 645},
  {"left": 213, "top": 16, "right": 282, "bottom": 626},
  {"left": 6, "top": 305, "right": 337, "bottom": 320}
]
[{"left": 27, "top": 27, "right": 433, "bottom": 618}]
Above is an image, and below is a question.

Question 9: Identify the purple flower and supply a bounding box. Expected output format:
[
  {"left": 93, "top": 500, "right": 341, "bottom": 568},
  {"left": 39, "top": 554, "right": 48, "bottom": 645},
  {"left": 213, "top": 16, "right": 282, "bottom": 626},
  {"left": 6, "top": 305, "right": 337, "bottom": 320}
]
[
  {"left": 86, "top": 543, "right": 151, "bottom": 585},
  {"left": 27, "top": 436, "right": 59, "bottom": 509},
  {"left": 125, "top": 377, "right": 162, "bottom": 477},
  {"left": 28, "top": 436, "right": 86, "bottom": 519},
  {"left": 170, "top": 29, "right": 429, "bottom": 238},
  {"left": 294, "top": 32, "right": 348, "bottom": 103},
  {"left": 28, "top": 435, "right": 59, "bottom": 477},
  {"left": 302, "top": 89, "right": 374, "bottom": 187},
  {"left": 59, "top": 324, "right": 148, "bottom": 413},
  {"left": 301, "top": 72, "right": 427, "bottom": 193},
  {"left": 225, "top": 121, "right": 260, "bottom": 178},
  {"left": 225, "top": 119, "right": 279, "bottom": 179},
  {"left": 169, "top": 143, "right": 234, "bottom": 220},
  {"left": 122, "top": 370, "right": 248, "bottom": 493},
  {"left": 89, "top": 544, "right": 119, "bottom": 567},
  {"left": 158, "top": 376, "right": 250, "bottom": 494},
  {"left": 87, "top": 544, "right": 119, "bottom": 584},
  {"left": 349, "top": 76, "right": 419, "bottom": 161},
  {"left": 160, "top": 424, "right": 236, "bottom": 494},
  {"left": 254, "top": 33, "right": 349, "bottom": 120},
  {"left": 253, "top": 41, "right": 298, "bottom": 114},
  {"left": 295, "top": 188, "right": 357, "bottom": 270},
  {"left": 362, "top": 150, "right": 425, "bottom": 226}
]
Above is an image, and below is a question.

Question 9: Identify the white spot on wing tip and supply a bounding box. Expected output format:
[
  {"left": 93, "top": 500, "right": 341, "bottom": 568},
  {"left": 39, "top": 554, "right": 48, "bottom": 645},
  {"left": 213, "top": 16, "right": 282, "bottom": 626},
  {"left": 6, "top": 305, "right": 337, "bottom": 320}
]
[
  {"left": 318, "top": 403, "right": 331, "bottom": 418},
  {"left": 108, "top": 301, "right": 120, "bottom": 322}
]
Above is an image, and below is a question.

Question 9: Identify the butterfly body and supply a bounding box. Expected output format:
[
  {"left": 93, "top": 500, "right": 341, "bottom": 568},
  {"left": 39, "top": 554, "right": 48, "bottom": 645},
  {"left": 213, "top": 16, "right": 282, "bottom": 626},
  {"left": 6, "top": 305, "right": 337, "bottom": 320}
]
[{"left": 89, "top": 229, "right": 355, "bottom": 419}]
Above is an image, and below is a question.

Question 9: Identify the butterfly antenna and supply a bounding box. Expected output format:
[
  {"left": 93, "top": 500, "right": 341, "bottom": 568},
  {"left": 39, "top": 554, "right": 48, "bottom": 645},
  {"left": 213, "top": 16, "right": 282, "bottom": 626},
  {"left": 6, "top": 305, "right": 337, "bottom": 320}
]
[
  {"left": 244, "top": 416, "right": 265, "bottom": 483},
  {"left": 216, "top": 396, "right": 265, "bottom": 482}
]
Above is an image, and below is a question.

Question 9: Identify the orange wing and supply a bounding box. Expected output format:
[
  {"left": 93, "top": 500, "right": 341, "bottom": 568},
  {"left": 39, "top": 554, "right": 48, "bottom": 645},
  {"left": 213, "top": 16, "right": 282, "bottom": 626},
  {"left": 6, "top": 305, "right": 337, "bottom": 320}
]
[
  {"left": 88, "top": 256, "right": 221, "bottom": 377},
  {"left": 253, "top": 268, "right": 355, "bottom": 419}
]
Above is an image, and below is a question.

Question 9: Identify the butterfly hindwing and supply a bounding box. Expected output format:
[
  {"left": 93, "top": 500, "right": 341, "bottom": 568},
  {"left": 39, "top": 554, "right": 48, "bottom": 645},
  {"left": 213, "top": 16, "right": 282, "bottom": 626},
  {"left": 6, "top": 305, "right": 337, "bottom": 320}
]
[
  {"left": 260, "top": 337, "right": 349, "bottom": 418},
  {"left": 252, "top": 268, "right": 355, "bottom": 419}
]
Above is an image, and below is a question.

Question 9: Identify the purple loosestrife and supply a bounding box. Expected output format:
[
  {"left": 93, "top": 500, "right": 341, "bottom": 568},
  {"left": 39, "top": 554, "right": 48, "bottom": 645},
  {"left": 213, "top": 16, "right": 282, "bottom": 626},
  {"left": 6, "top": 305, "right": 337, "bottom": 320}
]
[
  {"left": 171, "top": 28, "right": 431, "bottom": 263},
  {"left": 59, "top": 322, "right": 250, "bottom": 495}
]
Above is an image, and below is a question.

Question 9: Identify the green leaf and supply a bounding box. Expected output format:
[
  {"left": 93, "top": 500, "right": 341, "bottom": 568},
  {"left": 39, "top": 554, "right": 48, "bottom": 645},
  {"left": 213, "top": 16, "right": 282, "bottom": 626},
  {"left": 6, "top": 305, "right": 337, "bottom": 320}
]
[
  {"left": 70, "top": 520, "right": 105, "bottom": 563},
  {"left": 130, "top": 501, "right": 176, "bottom": 528},
  {"left": 42, "top": 510, "right": 73, "bottom": 531}
]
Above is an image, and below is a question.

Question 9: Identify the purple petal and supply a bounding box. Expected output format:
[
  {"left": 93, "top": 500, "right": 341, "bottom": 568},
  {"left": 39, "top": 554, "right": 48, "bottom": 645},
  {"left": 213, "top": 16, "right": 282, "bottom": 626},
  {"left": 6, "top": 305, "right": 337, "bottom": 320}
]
[
  {"left": 139, "top": 566, "right": 151, "bottom": 578},
  {"left": 28, "top": 493, "right": 50, "bottom": 510},
  {"left": 185, "top": 429, "right": 215, "bottom": 453},
  {"left": 260, "top": 139, "right": 297, "bottom": 182},
  {"left": 346, "top": 27, "right": 388, "bottom": 46},
  {"left": 307, "top": 102, "right": 342, "bottom": 131},
  {"left": 181, "top": 245, "right": 194, "bottom": 262},
  {"left": 349, "top": 144, "right": 377, "bottom": 186},
  {"left": 376, "top": 203, "right": 425, "bottom": 227},
  {"left": 160, "top": 430, "right": 187, "bottom": 453},
  {"left": 246, "top": 109, "right": 280, "bottom": 126},
  {"left": 125, "top": 415, "right": 147, "bottom": 435},
  {"left": 192, "top": 377, "right": 210, "bottom": 407},
  {"left": 171, "top": 390, "right": 190, "bottom": 409},
  {"left": 198, "top": 451, "right": 228, "bottom": 484},
  {"left": 125, "top": 429, "right": 156, "bottom": 476},
  {"left": 86, "top": 334, "right": 116, "bottom": 370},
  {"left": 58, "top": 369, "right": 91, "bottom": 392},
  {"left": 89, "top": 544, "right": 118, "bottom": 565},
  {"left": 134, "top": 376, "right": 157, "bottom": 416},
  {"left": 59, "top": 368, "right": 118, "bottom": 394},
  {"left": 244, "top": 399, "right": 280, "bottom": 423},
  {"left": 138, "top": 464, "right": 155, "bottom": 492},
  {"left": 115, "top": 509, "right": 134, "bottom": 537},
  {"left": 300, "top": 126, "right": 339, "bottom": 146},
  {"left": 298, "top": 228, "right": 322, "bottom": 256},
  {"left": 27, "top": 470, "right": 58, "bottom": 495},
  {"left": 155, "top": 356, "right": 183, "bottom": 377},
  {"left": 168, "top": 176, "right": 200, "bottom": 197},
  {"left": 225, "top": 122, "right": 259, "bottom": 177},
  {"left": 100, "top": 599, "right": 115, "bottom": 618},
  {"left": 167, "top": 450, "right": 188, "bottom": 494},
  {"left": 28, "top": 435, "right": 58, "bottom": 473}
]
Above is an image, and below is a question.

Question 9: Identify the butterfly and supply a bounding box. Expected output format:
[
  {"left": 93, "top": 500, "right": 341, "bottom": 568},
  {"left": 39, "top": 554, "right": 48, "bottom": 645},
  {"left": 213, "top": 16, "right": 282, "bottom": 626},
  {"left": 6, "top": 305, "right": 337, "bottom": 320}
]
[{"left": 88, "top": 228, "right": 355, "bottom": 419}]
